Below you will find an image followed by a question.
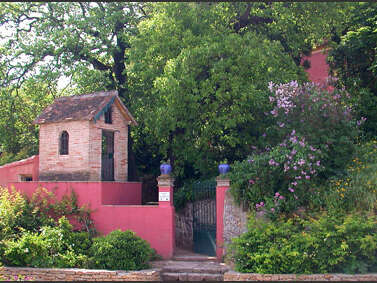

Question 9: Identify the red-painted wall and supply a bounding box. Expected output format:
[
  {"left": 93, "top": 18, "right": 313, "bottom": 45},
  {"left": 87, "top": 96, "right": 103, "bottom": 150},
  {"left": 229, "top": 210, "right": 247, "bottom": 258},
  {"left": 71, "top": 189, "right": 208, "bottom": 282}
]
[
  {"left": 302, "top": 48, "right": 330, "bottom": 84},
  {"left": 8, "top": 182, "right": 175, "bottom": 259},
  {"left": 0, "top": 155, "right": 39, "bottom": 187}
]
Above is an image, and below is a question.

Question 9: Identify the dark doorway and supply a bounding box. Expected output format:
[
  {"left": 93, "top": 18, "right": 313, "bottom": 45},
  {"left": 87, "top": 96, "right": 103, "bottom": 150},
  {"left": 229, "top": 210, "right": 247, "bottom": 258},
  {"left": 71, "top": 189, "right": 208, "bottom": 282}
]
[
  {"left": 101, "top": 130, "right": 114, "bottom": 181},
  {"left": 192, "top": 179, "right": 216, "bottom": 256}
]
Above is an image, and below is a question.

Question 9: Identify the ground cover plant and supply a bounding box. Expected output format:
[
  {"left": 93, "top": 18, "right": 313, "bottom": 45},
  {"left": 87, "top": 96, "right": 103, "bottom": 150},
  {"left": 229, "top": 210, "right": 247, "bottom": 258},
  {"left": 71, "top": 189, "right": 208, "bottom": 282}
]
[{"left": 0, "top": 188, "right": 156, "bottom": 271}]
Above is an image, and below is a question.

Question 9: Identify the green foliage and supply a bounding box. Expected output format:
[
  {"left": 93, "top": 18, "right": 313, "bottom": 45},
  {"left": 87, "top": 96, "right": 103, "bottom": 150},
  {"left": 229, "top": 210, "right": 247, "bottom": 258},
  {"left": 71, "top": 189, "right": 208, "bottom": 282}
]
[
  {"left": 229, "top": 81, "right": 360, "bottom": 215},
  {"left": 231, "top": 212, "right": 377, "bottom": 274},
  {"left": 322, "top": 139, "right": 377, "bottom": 213},
  {"left": 2, "top": 217, "right": 90, "bottom": 268},
  {"left": 328, "top": 2, "right": 377, "bottom": 137},
  {"left": 89, "top": 229, "right": 154, "bottom": 271}
]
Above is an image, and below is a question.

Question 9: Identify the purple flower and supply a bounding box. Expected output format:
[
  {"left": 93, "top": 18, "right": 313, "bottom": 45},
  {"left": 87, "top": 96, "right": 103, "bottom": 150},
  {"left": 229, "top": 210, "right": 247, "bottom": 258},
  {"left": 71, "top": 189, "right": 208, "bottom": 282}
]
[
  {"left": 295, "top": 176, "right": 302, "bottom": 180},
  {"left": 278, "top": 122, "right": 285, "bottom": 128},
  {"left": 248, "top": 159, "right": 254, "bottom": 163},
  {"left": 305, "top": 175, "right": 310, "bottom": 180},
  {"left": 292, "top": 181, "right": 297, "bottom": 186},
  {"left": 290, "top": 136, "right": 298, "bottom": 143},
  {"left": 271, "top": 207, "right": 275, "bottom": 212},
  {"left": 279, "top": 195, "right": 284, "bottom": 200},
  {"left": 310, "top": 146, "right": 317, "bottom": 152},
  {"left": 262, "top": 132, "right": 267, "bottom": 137},
  {"left": 291, "top": 149, "right": 297, "bottom": 155},
  {"left": 269, "top": 96, "right": 275, "bottom": 102},
  {"left": 249, "top": 179, "right": 255, "bottom": 184},
  {"left": 288, "top": 187, "right": 295, "bottom": 193},
  {"left": 260, "top": 202, "right": 264, "bottom": 206},
  {"left": 298, "top": 159, "right": 306, "bottom": 166},
  {"left": 275, "top": 192, "right": 280, "bottom": 197},
  {"left": 256, "top": 204, "right": 260, "bottom": 208},
  {"left": 270, "top": 109, "right": 278, "bottom": 117},
  {"left": 291, "top": 129, "right": 296, "bottom": 136},
  {"left": 316, "top": 160, "right": 321, "bottom": 166},
  {"left": 293, "top": 166, "right": 298, "bottom": 170},
  {"left": 299, "top": 140, "right": 305, "bottom": 147}
]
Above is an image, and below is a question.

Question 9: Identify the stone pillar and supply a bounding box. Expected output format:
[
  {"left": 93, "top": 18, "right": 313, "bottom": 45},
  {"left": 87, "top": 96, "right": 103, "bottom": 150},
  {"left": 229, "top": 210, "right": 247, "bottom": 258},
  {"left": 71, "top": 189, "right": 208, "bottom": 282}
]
[
  {"left": 157, "top": 174, "right": 174, "bottom": 207},
  {"left": 216, "top": 176, "right": 230, "bottom": 261}
]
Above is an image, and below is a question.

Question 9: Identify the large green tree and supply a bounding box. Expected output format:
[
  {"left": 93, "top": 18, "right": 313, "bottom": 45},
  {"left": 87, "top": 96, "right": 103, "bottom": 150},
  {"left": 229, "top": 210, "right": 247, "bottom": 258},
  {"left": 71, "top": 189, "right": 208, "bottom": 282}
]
[
  {"left": 129, "top": 2, "right": 347, "bottom": 182},
  {"left": 327, "top": 2, "right": 377, "bottom": 137}
]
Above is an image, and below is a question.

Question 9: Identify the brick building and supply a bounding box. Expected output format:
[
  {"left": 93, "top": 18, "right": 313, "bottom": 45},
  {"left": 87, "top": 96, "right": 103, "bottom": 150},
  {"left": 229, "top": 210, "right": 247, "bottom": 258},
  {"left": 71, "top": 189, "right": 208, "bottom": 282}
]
[{"left": 33, "top": 90, "right": 137, "bottom": 182}]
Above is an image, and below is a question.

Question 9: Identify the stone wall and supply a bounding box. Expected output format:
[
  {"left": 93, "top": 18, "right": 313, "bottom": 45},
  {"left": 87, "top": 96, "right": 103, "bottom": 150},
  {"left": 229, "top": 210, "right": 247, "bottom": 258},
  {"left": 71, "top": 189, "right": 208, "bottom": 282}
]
[
  {"left": 224, "top": 271, "right": 377, "bottom": 281},
  {"left": 0, "top": 266, "right": 160, "bottom": 281},
  {"left": 223, "top": 190, "right": 248, "bottom": 254},
  {"left": 175, "top": 202, "right": 193, "bottom": 250}
]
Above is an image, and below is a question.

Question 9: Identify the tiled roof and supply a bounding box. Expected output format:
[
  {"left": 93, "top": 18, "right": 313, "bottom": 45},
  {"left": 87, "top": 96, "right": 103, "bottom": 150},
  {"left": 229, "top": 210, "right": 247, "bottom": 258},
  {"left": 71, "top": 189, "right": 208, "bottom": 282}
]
[{"left": 33, "top": 90, "right": 137, "bottom": 125}]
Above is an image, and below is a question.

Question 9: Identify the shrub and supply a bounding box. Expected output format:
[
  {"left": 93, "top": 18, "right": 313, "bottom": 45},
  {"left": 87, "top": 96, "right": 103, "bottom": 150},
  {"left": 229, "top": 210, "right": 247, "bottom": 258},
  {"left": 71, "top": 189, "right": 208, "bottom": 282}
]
[
  {"left": 231, "top": 212, "right": 377, "bottom": 274},
  {"left": 229, "top": 81, "right": 362, "bottom": 216},
  {"left": 2, "top": 217, "right": 90, "bottom": 268},
  {"left": 89, "top": 230, "right": 154, "bottom": 270},
  {"left": 322, "top": 139, "right": 377, "bottom": 212}
]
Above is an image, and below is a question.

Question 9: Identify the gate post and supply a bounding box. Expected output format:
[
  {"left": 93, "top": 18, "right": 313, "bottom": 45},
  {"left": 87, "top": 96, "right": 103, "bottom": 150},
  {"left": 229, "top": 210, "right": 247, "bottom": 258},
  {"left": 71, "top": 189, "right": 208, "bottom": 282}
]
[
  {"left": 157, "top": 174, "right": 175, "bottom": 258},
  {"left": 216, "top": 175, "right": 230, "bottom": 261}
]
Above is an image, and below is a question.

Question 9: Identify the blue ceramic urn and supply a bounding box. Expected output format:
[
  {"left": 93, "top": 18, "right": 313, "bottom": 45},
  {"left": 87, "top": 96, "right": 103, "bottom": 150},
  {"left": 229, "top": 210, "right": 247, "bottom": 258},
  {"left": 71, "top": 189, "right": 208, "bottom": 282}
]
[
  {"left": 218, "top": 163, "right": 230, "bottom": 175},
  {"left": 160, "top": 163, "right": 172, "bottom": 175}
]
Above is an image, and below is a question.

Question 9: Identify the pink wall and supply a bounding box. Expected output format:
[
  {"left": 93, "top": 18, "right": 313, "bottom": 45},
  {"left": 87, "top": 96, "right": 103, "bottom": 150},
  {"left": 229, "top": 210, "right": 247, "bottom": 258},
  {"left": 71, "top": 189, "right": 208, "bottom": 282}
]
[
  {"left": 0, "top": 155, "right": 39, "bottom": 187},
  {"left": 101, "top": 182, "right": 142, "bottom": 205},
  {"left": 302, "top": 48, "right": 330, "bottom": 84},
  {"left": 216, "top": 182, "right": 230, "bottom": 261},
  {"left": 9, "top": 181, "right": 175, "bottom": 259}
]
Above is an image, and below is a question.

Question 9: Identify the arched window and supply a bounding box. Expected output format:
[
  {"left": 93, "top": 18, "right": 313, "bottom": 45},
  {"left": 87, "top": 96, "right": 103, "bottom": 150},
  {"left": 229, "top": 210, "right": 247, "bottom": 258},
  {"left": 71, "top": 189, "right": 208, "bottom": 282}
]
[{"left": 60, "top": 131, "right": 69, "bottom": 155}]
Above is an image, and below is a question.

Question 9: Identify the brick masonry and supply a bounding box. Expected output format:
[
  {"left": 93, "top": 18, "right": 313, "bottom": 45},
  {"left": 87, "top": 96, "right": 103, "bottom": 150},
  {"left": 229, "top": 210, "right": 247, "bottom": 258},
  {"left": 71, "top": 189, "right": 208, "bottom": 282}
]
[
  {"left": 224, "top": 271, "right": 377, "bottom": 281},
  {"left": 39, "top": 104, "right": 128, "bottom": 182},
  {"left": 0, "top": 266, "right": 160, "bottom": 281}
]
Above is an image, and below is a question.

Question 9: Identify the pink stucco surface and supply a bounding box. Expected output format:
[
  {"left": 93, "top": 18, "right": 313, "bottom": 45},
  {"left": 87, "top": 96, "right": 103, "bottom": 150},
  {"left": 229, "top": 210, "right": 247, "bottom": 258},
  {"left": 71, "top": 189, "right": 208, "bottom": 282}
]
[
  {"left": 101, "top": 182, "right": 142, "bottom": 205},
  {"left": 0, "top": 155, "right": 39, "bottom": 187},
  {"left": 8, "top": 181, "right": 175, "bottom": 259},
  {"left": 216, "top": 186, "right": 229, "bottom": 261},
  {"left": 302, "top": 49, "right": 330, "bottom": 84}
]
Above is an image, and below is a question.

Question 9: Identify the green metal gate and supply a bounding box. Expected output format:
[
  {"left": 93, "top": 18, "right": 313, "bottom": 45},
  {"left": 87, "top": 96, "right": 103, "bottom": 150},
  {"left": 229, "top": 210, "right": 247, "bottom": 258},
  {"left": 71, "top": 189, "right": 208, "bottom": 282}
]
[{"left": 192, "top": 179, "right": 216, "bottom": 256}]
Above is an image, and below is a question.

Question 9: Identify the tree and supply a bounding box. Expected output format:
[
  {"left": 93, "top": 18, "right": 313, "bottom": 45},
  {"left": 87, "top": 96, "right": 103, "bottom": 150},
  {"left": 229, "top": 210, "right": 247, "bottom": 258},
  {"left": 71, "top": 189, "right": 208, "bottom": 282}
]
[
  {"left": 327, "top": 2, "right": 377, "bottom": 137},
  {"left": 129, "top": 2, "right": 345, "bottom": 182}
]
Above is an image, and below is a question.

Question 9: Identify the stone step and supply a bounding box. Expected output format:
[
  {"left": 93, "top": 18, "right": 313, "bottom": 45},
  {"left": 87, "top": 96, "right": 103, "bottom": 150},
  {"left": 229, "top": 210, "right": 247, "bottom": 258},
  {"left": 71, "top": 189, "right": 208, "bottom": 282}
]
[
  {"left": 172, "top": 255, "right": 217, "bottom": 262},
  {"left": 161, "top": 272, "right": 224, "bottom": 281},
  {"left": 162, "top": 265, "right": 228, "bottom": 274}
]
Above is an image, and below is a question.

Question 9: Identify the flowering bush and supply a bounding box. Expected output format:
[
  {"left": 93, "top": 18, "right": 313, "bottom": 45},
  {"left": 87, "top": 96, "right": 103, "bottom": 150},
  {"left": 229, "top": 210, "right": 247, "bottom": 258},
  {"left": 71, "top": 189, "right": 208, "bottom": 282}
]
[{"left": 229, "top": 81, "right": 362, "bottom": 216}]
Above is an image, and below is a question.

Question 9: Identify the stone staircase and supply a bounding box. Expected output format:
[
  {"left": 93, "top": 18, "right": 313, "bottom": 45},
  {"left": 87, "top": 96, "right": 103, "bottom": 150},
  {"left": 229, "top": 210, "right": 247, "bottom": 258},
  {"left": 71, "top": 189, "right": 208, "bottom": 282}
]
[{"left": 153, "top": 250, "right": 229, "bottom": 281}]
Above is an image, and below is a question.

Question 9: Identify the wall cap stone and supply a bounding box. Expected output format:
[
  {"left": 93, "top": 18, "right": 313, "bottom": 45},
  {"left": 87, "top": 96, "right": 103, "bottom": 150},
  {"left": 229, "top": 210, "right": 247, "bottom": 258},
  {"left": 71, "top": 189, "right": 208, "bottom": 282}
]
[
  {"left": 157, "top": 175, "right": 175, "bottom": 187},
  {"left": 216, "top": 176, "right": 230, "bottom": 187}
]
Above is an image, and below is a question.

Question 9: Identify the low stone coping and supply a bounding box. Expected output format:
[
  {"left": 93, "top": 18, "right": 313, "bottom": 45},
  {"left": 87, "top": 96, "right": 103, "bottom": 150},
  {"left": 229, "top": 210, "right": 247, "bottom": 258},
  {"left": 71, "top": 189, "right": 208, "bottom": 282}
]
[
  {"left": 224, "top": 271, "right": 377, "bottom": 281},
  {"left": 0, "top": 266, "right": 161, "bottom": 281}
]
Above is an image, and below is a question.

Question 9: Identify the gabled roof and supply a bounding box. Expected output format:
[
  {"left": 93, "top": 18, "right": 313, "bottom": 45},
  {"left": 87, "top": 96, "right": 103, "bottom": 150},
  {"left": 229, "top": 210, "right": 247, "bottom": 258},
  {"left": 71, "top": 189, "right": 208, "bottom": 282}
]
[{"left": 33, "top": 90, "right": 137, "bottom": 126}]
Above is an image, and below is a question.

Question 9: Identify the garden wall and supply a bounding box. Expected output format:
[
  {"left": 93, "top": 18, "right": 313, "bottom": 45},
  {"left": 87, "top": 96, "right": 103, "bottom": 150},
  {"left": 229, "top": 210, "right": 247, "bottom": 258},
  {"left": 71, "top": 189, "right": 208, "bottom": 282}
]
[
  {"left": 9, "top": 181, "right": 175, "bottom": 259},
  {"left": 223, "top": 190, "right": 248, "bottom": 254},
  {"left": 0, "top": 266, "right": 160, "bottom": 281},
  {"left": 0, "top": 155, "right": 39, "bottom": 187},
  {"left": 224, "top": 271, "right": 377, "bottom": 281}
]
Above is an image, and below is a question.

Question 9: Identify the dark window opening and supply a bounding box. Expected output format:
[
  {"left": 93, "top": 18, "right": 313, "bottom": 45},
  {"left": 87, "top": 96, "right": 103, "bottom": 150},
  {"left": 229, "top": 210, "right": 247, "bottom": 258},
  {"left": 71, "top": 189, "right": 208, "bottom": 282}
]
[
  {"left": 20, "top": 175, "right": 32, "bottom": 182},
  {"left": 60, "top": 131, "right": 69, "bottom": 155},
  {"left": 104, "top": 107, "right": 112, "bottom": 124}
]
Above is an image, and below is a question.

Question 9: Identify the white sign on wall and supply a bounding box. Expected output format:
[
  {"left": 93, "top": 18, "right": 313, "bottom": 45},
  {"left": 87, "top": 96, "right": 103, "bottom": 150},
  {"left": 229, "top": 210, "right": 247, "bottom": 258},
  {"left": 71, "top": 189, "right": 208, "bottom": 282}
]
[{"left": 159, "top": 192, "right": 170, "bottom": 201}]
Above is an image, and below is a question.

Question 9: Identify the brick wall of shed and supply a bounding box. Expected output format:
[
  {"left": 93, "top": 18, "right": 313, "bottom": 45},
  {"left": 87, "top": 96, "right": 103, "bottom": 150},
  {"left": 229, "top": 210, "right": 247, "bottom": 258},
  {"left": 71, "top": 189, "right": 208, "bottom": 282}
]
[
  {"left": 39, "top": 121, "right": 91, "bottom": 181},
  {"left": 89, "top": 104, "right": 128, "bottom": 182}
]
